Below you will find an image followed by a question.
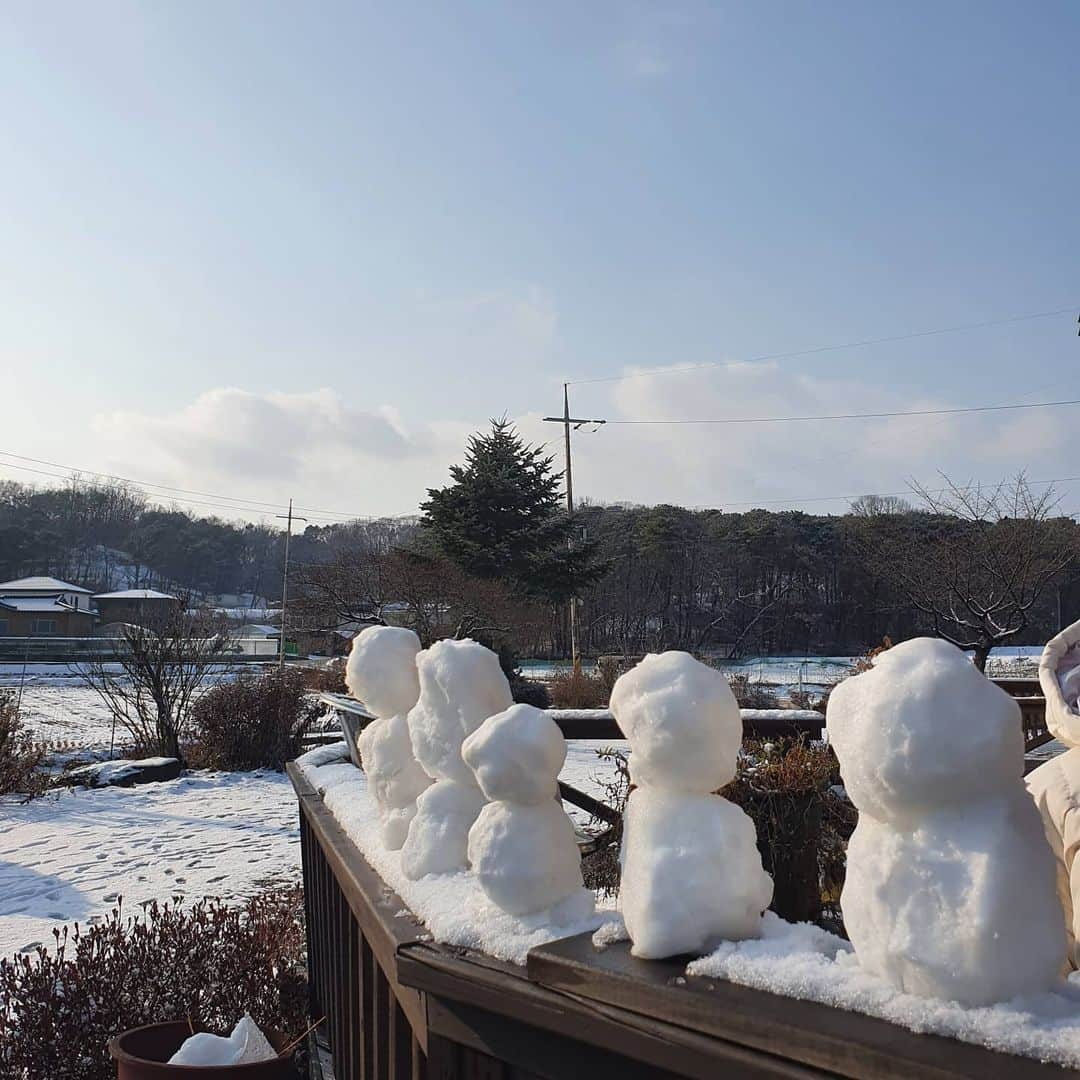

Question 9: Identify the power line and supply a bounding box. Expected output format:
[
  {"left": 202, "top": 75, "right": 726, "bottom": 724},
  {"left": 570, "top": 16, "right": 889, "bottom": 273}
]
[
  {"left": 569, "top": 305, "right": 1077, "bottom": 386},
  {"left": 605, "top": 397, "right": 1080, "bottom": 426},
  {"left": 692, "top": 473, "right": 1080, "bottom": 511},
  {"left": 0, "top": 458, "right": 346, "bottom": 521},
  {"left": 0, "top": 448, "right": 385, "bottom": 522}
]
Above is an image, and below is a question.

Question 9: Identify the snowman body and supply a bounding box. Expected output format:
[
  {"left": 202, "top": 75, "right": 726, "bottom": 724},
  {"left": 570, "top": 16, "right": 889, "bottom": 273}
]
[
  {"left": 463, "top": 703, "right": 586, "bottom": 916},
  {"left": 346, "top": 626, "right": 431, "bottom": 850},
  {"left": 401, "top": 638, "right": 513, "bottom": 879},
  {"left": 611, "top": 651, "right": 772, "bottom": 959},
  {"left": 828, "top": 637, "right": 1065, "bottom": 1005}
]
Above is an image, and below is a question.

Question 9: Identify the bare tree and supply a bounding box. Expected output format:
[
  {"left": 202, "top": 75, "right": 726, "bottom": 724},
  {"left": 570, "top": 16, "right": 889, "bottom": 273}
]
[
  {"left": 859, "top": 474, "right": 1075, "bottom": 671},
  {"left": 81, "top": 601, "right": 233, "bottom": 759}
]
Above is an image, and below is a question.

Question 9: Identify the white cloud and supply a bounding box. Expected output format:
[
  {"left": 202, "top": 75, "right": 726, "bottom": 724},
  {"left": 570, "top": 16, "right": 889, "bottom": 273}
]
[
  {"left": 90, "top": 387, "right": 473, "bottom": 518},
  {"left": 535, "top": 363, "right": 1080, "bottom": 513},
  {"left": 76, "top": 366, "right": 1080, "bottom": 524}
]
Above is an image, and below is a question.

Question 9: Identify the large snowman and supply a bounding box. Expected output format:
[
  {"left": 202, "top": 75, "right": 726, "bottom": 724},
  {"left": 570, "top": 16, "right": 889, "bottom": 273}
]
[
  {"left": 828, "top": 637, "right": 1065, "bottom": 1006},
  {"left": 463, "top": 703, "right": 588, "bottom": 916},
  {"left": 400, "top": 638, "right": 513, "bottom": 879},
  {"left": 611, "top": 651, "right": 772, "bottom": 959},
  {"left": 345, "top": 626, "right": 432, "bottom": 850}
]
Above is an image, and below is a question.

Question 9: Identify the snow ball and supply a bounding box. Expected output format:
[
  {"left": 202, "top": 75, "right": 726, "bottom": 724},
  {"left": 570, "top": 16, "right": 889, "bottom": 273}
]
[
  {"left": 357, "top": 713, "right": 432, "bottom": 850},
  {"left": 462, "top": 704, "right": 566, "bottom": 804},
  {"left": 843, "top": 799, "right": 1065, "bottom": 1006},
  {"left": 610, "top": 651, "right": 741, "bottom": 792},
  {"left": 827, "top": 637, "right": 1023, "bottom": 821},
  {"left": 345, "top": 626, "right": 421, "bottom": 719},
  {"left": 467, "top": 800, "right": 584, "bottom": 915},
  {"left": 357, "top": 714, "right": 432, "bottom": 811},
  {"left": 620, "top": 787, "right": 772, "bottom": 959},
  {"left": 407, "top": 638, "right": 514, "bottom": 785},
  {"left": 401, "top": 779, "right": 487, "bottom": 879}
]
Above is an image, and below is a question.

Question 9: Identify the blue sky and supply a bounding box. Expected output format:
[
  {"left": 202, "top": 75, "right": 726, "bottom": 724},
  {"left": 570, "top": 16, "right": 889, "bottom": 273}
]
[{"left": 1, "top": 2, "right": 1078, "bottom": 521}]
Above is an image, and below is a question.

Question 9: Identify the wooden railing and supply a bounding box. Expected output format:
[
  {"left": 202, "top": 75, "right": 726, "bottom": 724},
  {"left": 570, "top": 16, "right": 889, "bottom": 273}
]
[{"left": 290, "top": 762, "right": 1071, "bottom": 1080}]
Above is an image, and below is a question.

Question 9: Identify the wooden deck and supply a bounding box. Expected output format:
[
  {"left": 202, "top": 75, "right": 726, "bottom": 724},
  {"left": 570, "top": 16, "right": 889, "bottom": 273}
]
[{"left": 290, "top": 760, "right": 1074, "bottom": 1079}]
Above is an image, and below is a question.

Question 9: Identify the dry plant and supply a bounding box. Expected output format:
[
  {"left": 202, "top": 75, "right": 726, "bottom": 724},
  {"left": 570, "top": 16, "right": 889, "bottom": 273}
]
[
  {"left": 548, "top": 666, "right": 610, "bottom": 709},
  {"left": 859, "top": 473, "right": 1074, "bottom": 670},
  {"left": 0, "top": 691, "right": 49, "bottom": 800},
  {"left": 580, "top": 746, "right": 631, "bottom": 898},
  {"left": 187, "top": 668, "right": 322, "bottom": 771},
  {"left": 0, "top": 889, "right": 308, "bottom": 1080},
  {"left": 80, "top": 601, "right": 233, "bottom": 760},
  {"left": 723, "top": 738, "right": 843, "bottom": 925}
]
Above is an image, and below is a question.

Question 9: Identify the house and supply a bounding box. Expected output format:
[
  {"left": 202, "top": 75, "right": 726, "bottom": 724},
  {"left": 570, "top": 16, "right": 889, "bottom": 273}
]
[
  {"left": 234, "top": 623, "right": 281, "bottom": 657},
  {"left": 92, "top": 589, "right": 180, "bottom": 627},
  {"left": 0, "top": 576, "right": 98, "bottom": 637}
]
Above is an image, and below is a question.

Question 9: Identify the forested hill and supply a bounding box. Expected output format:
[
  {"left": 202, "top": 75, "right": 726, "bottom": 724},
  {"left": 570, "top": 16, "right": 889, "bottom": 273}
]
[
  {"left": 3, "top": 479, "right": 1078, "bottom": 656},
  {"left": 0, "top": 480, "right": 416, "bottom": 600}
]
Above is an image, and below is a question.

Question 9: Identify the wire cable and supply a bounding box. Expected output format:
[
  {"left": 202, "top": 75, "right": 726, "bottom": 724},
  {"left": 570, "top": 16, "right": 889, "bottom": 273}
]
[
  {"left": 606, "top": 397, "right": 1080, "bottom": 426},
  {"left": 568, "top": 305, "right": 1077, "bottom": 386},
  {"left": 0, "top": 449, "right": 390, "bottom": 521}
]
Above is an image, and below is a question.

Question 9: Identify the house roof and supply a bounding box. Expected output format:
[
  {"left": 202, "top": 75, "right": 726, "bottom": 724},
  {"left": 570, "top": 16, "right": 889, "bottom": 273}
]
[
  {"left": 0, "top": 576, "right": 93, "bottom": 594},
  {"left": 235, "top": 623, "right": 280, "bottom": 636},
  {"left": 93, "top": 589, "right": 177, "bottom": 600},
  {"left": 0, "top": 597, "right": 80, "bottom": 613}
]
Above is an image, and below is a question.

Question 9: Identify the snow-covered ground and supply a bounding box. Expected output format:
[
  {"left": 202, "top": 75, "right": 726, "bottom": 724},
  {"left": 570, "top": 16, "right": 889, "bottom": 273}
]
[
  {"left": 0, "top": 680, "right": 625, "bottom": 959},
  {"left": 12, "top": 685, "right": 120, "bottom": 753},
  {"left": 0, "top": 770, "right": 299, "bottom": 958}
]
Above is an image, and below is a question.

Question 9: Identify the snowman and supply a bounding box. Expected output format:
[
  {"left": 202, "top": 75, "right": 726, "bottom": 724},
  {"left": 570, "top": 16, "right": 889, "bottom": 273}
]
[
  {"left": 610, "top": 651, "right": 772, "bottom": 960},
  {"left": 345, "top": 626, "right": 432, "bottom": 850},
  {"left": 463, "top": 703, "right": 588, "bottom": 916},
  {"left": 400, "top": 638, "right": 513, "bottom": 879},
  {"left": 828, "top": 637, "right": 1065, "bottom": 1006}
]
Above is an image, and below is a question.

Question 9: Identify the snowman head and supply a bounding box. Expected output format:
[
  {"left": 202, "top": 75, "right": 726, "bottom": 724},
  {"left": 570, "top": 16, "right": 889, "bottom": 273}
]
[
  {"left": 827, "top": 637, "right": 1023, "bottom": 821},
  {"left": 462, "top": 703, "right": 566, "bottom": 804},
  {"left": 407, "top": 638, "right": 514, "bottom": 783},
  {"left": 610, "top": 651, "right": 742, "bottom": 793},
  {"left": 345, "top": 626, "right": 421, "bottom": 719}
]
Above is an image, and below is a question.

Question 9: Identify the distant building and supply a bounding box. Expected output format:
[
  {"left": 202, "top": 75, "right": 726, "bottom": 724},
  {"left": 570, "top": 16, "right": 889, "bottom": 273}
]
[
  {"left": 0, "top": 577, "right": 97, "bottom": 637},
  {"left": 92, "top": 589, "right": 179, "bottom": 627},
  {"left": 234, "top": 622, "right": 281, "bottom": 657}
]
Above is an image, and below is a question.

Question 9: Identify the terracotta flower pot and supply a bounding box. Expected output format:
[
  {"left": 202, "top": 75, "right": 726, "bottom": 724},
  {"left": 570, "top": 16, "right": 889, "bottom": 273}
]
[{"left": 109, "top": 1021, "right": 299, "bottom": 1079}]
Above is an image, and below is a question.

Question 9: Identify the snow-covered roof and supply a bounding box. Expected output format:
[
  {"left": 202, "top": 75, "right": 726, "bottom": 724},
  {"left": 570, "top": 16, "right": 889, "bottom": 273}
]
[
  {"left": 0, "top": 576, "right": 93, "bottom": 594},
  {"left": 92, "top": 589, "right": 177, "bottom": 600},
  {"left": 0, "top": 596, "right": 79, "bottom": 612},
  {"left": 235, "top": 623, "right": 280, "bottom": 636}
]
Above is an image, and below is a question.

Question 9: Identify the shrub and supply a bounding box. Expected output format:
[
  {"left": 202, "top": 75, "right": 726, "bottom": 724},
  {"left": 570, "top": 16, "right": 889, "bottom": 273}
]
[
  {"left": 723, "top": 738, "right": 848, "bottom": 926},
  {"left": 726, "top": 673, "right": 780, "bottom": 709},
  {"left": 0, "top": 691, "right": 48, "bottom": 800},
  {"left": 0, "top": 888, "right": 308, "bottom": 1080},
  {"left": 580, "top": 736, "right": 856, "bottom": 933},
  {"left": 188, "top": 668, "right": 322, "bottom": 771},
  {"left": 549, "top": 667, "right": 610, "bottom": 709},
  {"left": 301, "top": 660, "right": 347, "bottom": 695},
  {"left": 580, "top": 746, "right": 631, "bottom": 898}
]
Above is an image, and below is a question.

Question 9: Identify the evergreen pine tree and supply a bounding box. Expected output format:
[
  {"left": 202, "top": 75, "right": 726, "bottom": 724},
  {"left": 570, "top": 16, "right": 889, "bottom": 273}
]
[{"left": 420, "top": 418, "right": 605, "bottom": 602}]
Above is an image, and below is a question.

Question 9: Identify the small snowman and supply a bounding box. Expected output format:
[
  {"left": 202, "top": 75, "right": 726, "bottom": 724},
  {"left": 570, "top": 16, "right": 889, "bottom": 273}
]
[
  {"left": 346, "top": 626, "right": 432, "bottom": 850},
  {"left": 828, "top": 637, "right": 1065, "bottom": 1006},
  {"left": 401, "top": 638, "right": 513, "bottom": 879},
  {"left": 463, "top": 703, "right": 588, "bottom": 916},
  {"left": 610, "top": 651, "right": 772, "bottom": 959}
]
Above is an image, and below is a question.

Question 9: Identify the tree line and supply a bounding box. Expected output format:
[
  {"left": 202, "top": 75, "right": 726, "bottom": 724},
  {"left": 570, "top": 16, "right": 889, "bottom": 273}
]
[{"left": 4, "top": 422, "right": 1078, "bottom": 662}]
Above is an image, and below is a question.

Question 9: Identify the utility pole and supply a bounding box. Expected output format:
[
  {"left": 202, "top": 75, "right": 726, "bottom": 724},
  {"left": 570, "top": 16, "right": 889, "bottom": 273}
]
[
  {"left": 542, "top": 383, "right": 606, "bottom": 673},
  {"left": 275, "top": 499, "right": 309, "bottom": 669}
]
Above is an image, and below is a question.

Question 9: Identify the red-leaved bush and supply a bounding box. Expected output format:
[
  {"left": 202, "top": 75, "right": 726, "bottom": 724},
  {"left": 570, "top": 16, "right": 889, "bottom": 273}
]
[{"left": 0, "top": 888, "right": 308, "bottom": 1080}]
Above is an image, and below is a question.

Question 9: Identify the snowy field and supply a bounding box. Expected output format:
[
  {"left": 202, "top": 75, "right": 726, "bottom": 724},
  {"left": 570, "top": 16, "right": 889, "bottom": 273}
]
[
  {"left": 0, "top": 680, "right": 626, "bottom": 959},
  {"left": 0, "top": 771, "right": 299, "bottom": 957},
  {"left": 522, "top": 646, "right": 1042, "bottom": 694}
]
